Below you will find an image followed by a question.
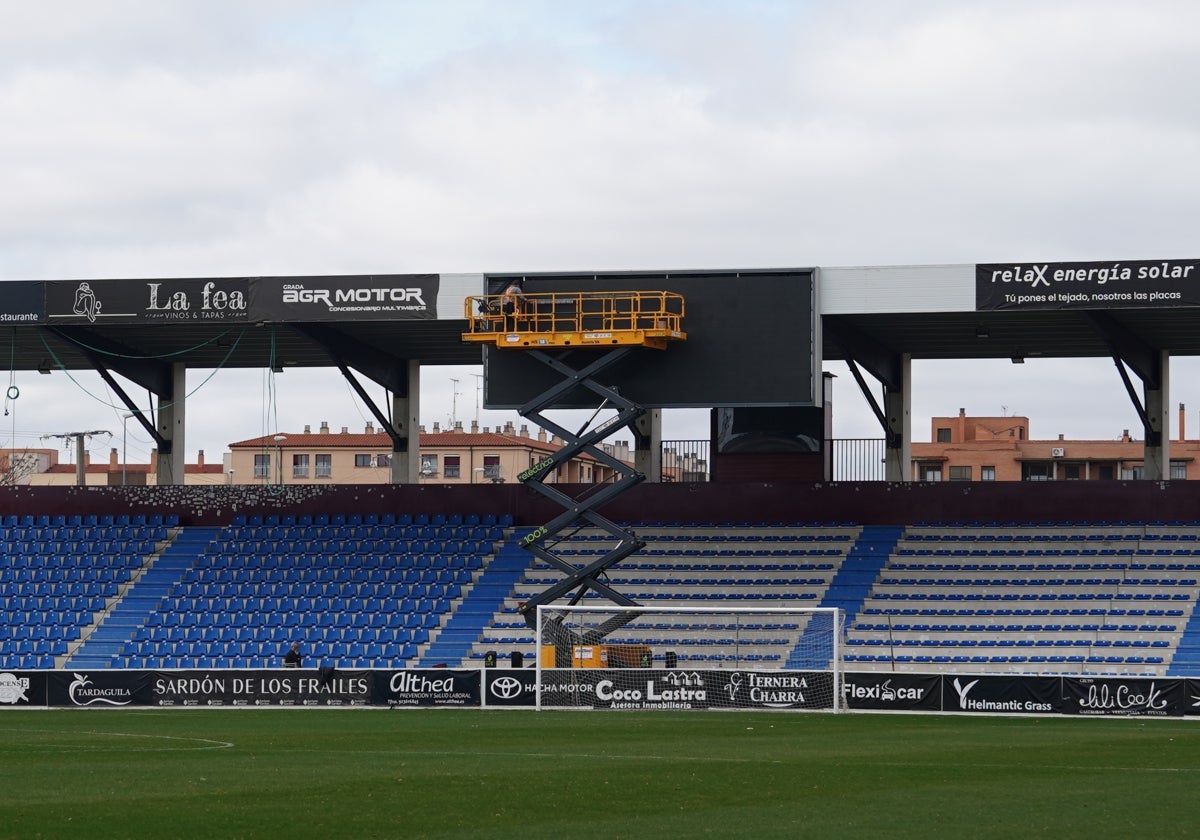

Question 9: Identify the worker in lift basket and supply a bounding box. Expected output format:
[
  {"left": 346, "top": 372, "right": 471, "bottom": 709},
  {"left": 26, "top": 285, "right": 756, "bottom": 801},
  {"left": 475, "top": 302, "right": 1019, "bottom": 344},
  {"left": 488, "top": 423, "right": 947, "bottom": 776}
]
[{"left": 500, "top": 280, "right": 525, "bottom": 329}]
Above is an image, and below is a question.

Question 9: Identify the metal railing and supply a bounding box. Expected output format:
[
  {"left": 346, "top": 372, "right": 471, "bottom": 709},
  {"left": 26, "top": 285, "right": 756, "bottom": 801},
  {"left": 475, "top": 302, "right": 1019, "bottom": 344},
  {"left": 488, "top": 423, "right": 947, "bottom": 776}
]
[
  {"left": 658, "top": 438, "right": 887, "bottom": 482},
  {"left": 662, "top": 440, "right": 709, "bottom": 482},
  {"left": 462, "top": 289, "right": 687, "bottom": 346},
  {"left": 829, "top": 438, "right": 887, "bottom": 481}
]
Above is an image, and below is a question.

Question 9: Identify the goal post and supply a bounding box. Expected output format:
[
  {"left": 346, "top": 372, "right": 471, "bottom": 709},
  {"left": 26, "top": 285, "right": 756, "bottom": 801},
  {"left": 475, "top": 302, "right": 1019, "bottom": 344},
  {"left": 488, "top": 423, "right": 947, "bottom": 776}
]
[{"left": 534, "top": 604, "right": 843, "bottom": 711}]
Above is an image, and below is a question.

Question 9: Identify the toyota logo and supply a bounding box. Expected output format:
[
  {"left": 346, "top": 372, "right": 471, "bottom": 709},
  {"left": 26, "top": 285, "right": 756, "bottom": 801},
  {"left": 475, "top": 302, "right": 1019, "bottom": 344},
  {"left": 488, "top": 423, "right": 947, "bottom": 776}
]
[{"left": 490, "top": 676, "right": 524, "bottom": 699}]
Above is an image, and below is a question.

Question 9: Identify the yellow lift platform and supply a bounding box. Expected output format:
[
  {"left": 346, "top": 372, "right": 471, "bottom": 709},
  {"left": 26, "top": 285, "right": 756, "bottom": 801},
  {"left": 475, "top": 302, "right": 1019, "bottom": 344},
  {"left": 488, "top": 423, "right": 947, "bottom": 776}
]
[
  {"left": 462, "top": 289, "right": 687, "bottom": 349},
  {"left": 462, "top": 288, "right": 688, "bottom": 644}
]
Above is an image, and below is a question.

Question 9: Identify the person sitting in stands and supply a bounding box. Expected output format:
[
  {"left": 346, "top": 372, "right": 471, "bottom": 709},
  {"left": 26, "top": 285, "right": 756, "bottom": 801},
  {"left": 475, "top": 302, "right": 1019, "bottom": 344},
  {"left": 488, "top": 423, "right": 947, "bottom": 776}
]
[{"left": 284, "top": 641, "right": 302, "bottom": 668}]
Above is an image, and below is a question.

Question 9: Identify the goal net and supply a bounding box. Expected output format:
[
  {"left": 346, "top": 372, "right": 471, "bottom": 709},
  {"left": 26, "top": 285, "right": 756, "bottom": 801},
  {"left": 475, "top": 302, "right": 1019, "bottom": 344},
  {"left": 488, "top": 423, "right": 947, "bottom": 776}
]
[{"left": 534, "top": 604, "right": 843, "bottom": 711}]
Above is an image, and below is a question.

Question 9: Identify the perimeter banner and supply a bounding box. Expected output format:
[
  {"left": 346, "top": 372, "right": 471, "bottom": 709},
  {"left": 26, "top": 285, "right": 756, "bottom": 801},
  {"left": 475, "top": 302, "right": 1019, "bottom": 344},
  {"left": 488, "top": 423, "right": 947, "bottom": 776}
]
[
  {"left": 0, "top": 670, "right": 47, "bottom": 707},
  {"left": 48, "top": 670, "right": 154, "bottom": 707},
  {"left": 537, "top": 669, "right": 834, "bottom": 710},
  {"left": 0, "top": 281, "right": 44, "bottom": 324},
  {"left": 941, "top": 674, "right": 1060, "bottom": 715},
  {"left": 375, "top": 669, "right": 480, "bottom": 707},
  {"left": 1061, "top": 677, "right": 1185, "bottom": 717},
  {"left": 842, "top": 672, "right": 941, "bottom": 711},
  {"left": 1186, "top": 679, "right": 1200, "bottom": 717},
  {"left": 150, "top": 669, "right": 372, "bottom": 706},
  {"left": 976, "top": 258, "right": 1200, "bottom": 311},
  {"left": 482, "top": 669, "right": 538, "bottom": 707},
  {"left": 249, "top": 274, "right": 439, "bottom": 321},
  {"left": 45, "top": 278, "right": 251, "bottom": 324}
]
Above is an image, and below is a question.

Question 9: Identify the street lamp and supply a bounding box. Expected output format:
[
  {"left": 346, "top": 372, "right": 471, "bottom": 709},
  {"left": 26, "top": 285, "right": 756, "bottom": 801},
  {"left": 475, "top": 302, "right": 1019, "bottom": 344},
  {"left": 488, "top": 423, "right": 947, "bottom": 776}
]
[
  {"left": 272, "top": 434, "right": 287, "bottom": 485},
  {"left": 121, "top": 413, "right": 135, "bottom": 486}
]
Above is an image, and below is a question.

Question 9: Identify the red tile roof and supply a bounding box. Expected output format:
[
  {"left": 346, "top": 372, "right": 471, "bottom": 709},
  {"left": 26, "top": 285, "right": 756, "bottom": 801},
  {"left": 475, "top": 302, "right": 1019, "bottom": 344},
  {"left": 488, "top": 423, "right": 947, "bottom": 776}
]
[
  {"left": 229, "top": 431, "right": 556, "bottom": 450},
  {"left": 45, "top": 463, "right": 224, "bottom": 474}
]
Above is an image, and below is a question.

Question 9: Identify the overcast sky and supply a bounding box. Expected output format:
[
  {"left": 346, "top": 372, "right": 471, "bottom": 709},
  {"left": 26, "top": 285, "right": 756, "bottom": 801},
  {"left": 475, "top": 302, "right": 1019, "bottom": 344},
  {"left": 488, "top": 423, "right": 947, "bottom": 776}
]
[{"left": 3, "top": 0, "right": 1200, "bottom": 467}]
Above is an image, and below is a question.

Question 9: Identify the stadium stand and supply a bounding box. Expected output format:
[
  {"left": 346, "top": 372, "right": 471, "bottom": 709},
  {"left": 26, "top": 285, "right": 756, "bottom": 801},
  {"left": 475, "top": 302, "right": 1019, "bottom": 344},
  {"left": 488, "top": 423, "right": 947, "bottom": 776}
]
[
  {"left": 50, "top": 513, "right": 509, "bottom": 670},
  {"left": 466, "top": 523, "right": 858, "bottom": 667},
  {"left": 845, "top": 523, "right": 1198, "bottom": 676},
  {"left": 3, "top": 512, "right": 1200, "bottom": 679}
]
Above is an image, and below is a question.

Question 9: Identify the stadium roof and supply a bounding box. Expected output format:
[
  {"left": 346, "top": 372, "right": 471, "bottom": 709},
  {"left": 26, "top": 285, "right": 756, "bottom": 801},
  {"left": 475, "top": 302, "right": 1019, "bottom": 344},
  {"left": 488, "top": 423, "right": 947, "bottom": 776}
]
[{"left": 4, "top": 259, "right": 1199, "bottom": 378}]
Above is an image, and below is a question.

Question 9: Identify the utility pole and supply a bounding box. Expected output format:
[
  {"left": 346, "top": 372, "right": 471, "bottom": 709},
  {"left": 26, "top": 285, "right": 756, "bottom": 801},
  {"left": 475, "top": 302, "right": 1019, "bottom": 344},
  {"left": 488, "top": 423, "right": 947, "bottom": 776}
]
[{"left": 42, "top": 430, "right": 111, "bottom": 486}]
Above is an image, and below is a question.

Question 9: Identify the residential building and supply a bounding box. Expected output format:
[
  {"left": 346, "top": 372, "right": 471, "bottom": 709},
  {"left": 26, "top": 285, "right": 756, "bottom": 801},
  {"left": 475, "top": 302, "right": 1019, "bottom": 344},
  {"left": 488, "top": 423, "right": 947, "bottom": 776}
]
[
  {"left": 912, "top": 407, "right": 1199, "bottom": 481},
  {"left": 10, "top": 448, "right": 226, "bottom": 486},
  {"left": 226, "top": 420, "right": 633, "bottom": 485}
]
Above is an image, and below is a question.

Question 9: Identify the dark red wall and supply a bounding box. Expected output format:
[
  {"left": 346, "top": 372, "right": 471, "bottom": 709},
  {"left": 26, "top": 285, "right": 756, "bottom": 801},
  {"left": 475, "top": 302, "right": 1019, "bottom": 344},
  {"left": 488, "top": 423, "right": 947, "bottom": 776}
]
[
  {"left": 3, "top": 480, "right": 1199, "bottom": 527},
  {"left": 711, "top": 453, "right": 824, "bottom": 482}
]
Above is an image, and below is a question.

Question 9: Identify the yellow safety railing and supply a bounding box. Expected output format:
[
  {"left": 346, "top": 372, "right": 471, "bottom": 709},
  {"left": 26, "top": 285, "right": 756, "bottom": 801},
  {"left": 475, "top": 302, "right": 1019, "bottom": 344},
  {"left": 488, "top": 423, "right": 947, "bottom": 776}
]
[{"left": 462, "top": 290, "right": 687, "bottom": 350}]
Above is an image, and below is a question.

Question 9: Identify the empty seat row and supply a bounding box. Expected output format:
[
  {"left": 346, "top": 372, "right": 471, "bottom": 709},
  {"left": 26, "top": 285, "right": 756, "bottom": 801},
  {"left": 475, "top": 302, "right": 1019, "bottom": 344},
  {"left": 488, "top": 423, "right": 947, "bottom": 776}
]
[
  {"left": 861, "top": 607, "right": 1185, "bottom": 617},
  {"left": 0, "top": 514, "right": 178, "bottom": 528},
  {"left": 855, "top": 622, "right": 1178, "bottom": 633},
  {"left": 872, "top": 593, "right": 1192, "bottom": 602},
  {"left": 846, "top": 653, "right": 1166, "bottom": 665},
  {"left": 847, "top": 638, "right": 1171, "bottom": 649},
  {"left": 229, "top": 512, "right": 512, "bottom": 528}
]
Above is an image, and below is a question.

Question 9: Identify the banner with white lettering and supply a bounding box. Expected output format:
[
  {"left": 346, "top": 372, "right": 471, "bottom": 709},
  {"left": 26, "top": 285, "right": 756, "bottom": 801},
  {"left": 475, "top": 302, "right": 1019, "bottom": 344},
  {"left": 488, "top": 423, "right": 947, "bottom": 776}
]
[
  {"left": 0, "top": 670, "right": 47, "bottom": 707},
  {"left": 0, "top": 281, "right": 44, "bottom": 324},
  {"left": 842, "top": 672, "right": 942, "bottom": 711},
  {"left": 45, "top": 278, "right": 251, "bottom": 324},
  {"left": 536, "top": 669, "right": 833, "bottom": 710},
  {"left": 976, "top": 259, "right": 1200, "bottom": 311},
  {"left": 1062, "top": 677, "right": 1184, "bottom": 717},
  {"left": 941, "top": 674, "right": 1060, "bottom": 715},
  {"left": 375, "top": 669, "right": 481, "bottom": 707},
  {"left": 48, "top": 670, "right": 153, "bottom": 707},
  {"left": 249, "top": 275, "right": 438, "bottom": 321},
  {"left": 151, "top": 669, "right": 372, "bottom": 706}
]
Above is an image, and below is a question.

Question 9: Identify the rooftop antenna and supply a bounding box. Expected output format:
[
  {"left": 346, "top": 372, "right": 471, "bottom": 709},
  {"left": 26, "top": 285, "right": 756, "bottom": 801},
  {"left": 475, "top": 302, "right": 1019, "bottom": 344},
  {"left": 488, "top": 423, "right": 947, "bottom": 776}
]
[
  {"left": 472, "top": 373, "right": 483, "bottom": 424},
  {"left": 449, "top": 377, "right": 460, "bottom": 426}
]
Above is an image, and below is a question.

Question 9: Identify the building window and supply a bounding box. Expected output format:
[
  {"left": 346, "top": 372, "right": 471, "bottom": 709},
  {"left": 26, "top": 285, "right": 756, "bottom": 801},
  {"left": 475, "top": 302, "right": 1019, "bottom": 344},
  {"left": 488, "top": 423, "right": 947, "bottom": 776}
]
[
  {"left": 292, "top": 454, "right": 309, "bottom": 479},
  {"left": 254, "top": 454, "right": 270, "bottom": 479},
  {"left": 1121, "top": 466, "right": 1144, "bottom": 480},
  {"left": 354, "top": 454, "right": 373, "bottom": 468},
  {"left": 921, "top": 466, "right": 942, "bottom": 482},
  {"left": 1171, "top": 461, "right": 1187, "bottom": 480},
  {"left": 315, "top": 454, "right": 332, "bottom": 479},
  {"left": 420, "top": 454, "right": 438, "bottom": 477},
  {"left": 1063, "top": 464, "right": 1081, "bottom": 480},
  {"left": 1023, "top": 463, "right": 1052, "bottom": 481},
  {"left": 1097, "top": 465, "right": 1115, "bottom": 480},
  {"left": 948, "top": 466, "right": 971, "bottom": 481},
  {"left": 376, "top": 454, "right": 391, "bottom": 468},
  {"left": 980, "top": 466, "right": 995, "bottom": 481},
  {"left": 444, "top": 455, "right": 461, "bottom": 479},
  {"left": 935, "top": 428, "right": 951, "bottom": 443},
  {"left": 482, "top": 455, "right": 501, "bottom": 481}
]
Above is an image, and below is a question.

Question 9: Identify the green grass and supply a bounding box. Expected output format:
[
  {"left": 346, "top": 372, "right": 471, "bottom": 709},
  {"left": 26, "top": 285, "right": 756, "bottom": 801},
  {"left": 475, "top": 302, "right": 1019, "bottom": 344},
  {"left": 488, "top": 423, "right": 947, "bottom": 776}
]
[{"left": 1, "top": 710, "right": 1198, "bottom": 839}]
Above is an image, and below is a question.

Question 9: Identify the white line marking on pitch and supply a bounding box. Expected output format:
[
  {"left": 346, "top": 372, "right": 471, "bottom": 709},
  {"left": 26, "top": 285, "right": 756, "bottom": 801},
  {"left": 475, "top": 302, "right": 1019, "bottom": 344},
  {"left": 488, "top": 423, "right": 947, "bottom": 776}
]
[{"left": 0, "top": 728, "right": 234, "bottom": 751}]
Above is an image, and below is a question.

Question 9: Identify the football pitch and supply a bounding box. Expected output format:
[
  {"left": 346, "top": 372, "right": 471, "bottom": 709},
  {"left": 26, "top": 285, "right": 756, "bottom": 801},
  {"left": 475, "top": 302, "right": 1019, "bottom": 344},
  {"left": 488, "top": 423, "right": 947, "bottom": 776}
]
[{"left": 1, "top": 709, "right": 1198, "bottom": 840}]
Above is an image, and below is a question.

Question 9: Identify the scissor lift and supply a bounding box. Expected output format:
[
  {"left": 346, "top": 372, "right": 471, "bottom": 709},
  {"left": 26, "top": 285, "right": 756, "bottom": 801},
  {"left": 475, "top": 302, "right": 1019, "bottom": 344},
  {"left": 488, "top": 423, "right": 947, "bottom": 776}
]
[{"left": 463, "top": 290, "right": 686, "bottom": 653}]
